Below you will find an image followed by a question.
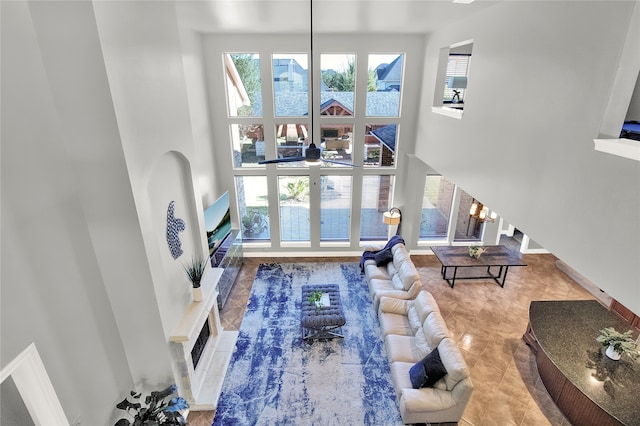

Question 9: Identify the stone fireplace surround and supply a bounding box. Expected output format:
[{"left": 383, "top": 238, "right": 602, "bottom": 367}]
[{"left": 169, "top": 268, "right": 238, "bottom": 410}]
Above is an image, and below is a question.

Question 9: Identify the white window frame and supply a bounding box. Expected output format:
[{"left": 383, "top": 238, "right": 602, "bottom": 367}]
[
  {"left": 593, "top": 5, "right": 639, "bottom": 162},
  {"left": 432, "top": 39, "right": 474, "bottom": 120}
]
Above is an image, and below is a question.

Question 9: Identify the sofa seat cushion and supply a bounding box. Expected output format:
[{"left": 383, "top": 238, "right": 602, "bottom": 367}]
[
  {"left": 364, "top": 262, "right": 390, "bottom": 281},
  {"left": 390, "top": 362, "right": 449, "bottom": 400},
  {"left": 385, "top": 260, "right": 398, "bottom": 278},
  {"left": 391, "top": 273, "right": 409, "bottom": 291},
  {"left": 372, "top": 282, "right": 422, "bottom": 315},
  {"left": 437, "top": 338, "right": 471, "bottom": 391},
  {"left": 368, "top": 278, "right": 394, "bottom": 297},
  {"left": 409, "top": 348, "right": 447, "bottom": 388},
  {"left": 385, "top": 334, "right": 430, "bottom": 363},
  {"left": 380, "top": 313, "right": 415, "bottom": 337}
]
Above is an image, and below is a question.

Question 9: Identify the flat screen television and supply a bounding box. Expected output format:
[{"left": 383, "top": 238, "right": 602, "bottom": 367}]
[{"left": 204, "top": 191, "right": 232, "bottom": 258}]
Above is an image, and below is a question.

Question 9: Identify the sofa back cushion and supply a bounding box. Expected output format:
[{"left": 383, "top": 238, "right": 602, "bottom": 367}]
[
  {"left": 391, "top": 273, "right": 408, "bottom": 290},
  {"left": 414, "top": 291, "right": 440, "bottom": 323},
  {"left": 407, "top": 306, "right": 422, "bottom": 334},
  {"left": 437, "top": 338, "right": 470, "bottom": 391},
  {"left": 389, "top": 247, "right": 420, "bottom": 291},
  {"left": 422, "top": 312, "right": 451, "bottom": 350},
  {"left": 391, "top": 242, "right": 410, "bottom": 262}
]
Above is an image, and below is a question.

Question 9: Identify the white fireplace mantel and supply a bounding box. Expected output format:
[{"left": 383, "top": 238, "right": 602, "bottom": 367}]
[{"left": 169, "top": 267, "right": 238, "bottom": 410}]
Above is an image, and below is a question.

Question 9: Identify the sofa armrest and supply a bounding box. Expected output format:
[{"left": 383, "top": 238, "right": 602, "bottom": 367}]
[
  {"left": 400, "top": 387, "right": 456, "bottom": 412},
  {"left": 378, "top": 296, "right": 412, "bottom": 314}
]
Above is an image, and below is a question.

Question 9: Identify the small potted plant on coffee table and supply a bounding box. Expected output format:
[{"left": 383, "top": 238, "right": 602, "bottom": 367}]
[{"left": 308, "top": 290, "right": 324, "bottom": 311}]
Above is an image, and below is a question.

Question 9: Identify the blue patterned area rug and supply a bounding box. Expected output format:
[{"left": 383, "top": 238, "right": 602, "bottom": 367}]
[{"left": 213, "top": 262, "right": 403, "bottom": 425}]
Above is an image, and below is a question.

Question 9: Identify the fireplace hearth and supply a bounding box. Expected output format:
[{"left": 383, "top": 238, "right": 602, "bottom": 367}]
[{"left": 169, "top": 268, "right": 238, "bottom": 410}]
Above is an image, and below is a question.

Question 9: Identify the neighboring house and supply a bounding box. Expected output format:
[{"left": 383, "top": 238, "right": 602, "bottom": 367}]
[
  {"left": 224, "top": 54, "right": 251, "bottom": 117},
  {"left": 368, "top": 124, "right": 396, "bottom": 167},
  {"left": 375, "top": 55, "right": 403, "bottom": 91},
  {"left": 272, "top": 58, "right": 308, "bottom": 93}
]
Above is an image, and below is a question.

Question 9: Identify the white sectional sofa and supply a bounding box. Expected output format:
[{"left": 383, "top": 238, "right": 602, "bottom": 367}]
[{"left": 362, "top": 239, "right": 473, "bottom": 425}]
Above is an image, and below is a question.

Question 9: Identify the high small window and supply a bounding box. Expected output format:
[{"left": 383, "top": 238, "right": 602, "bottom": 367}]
[
  {"left": 432, "top": 40, "right": 473, "bottom": 119},
  {"left": 443, "top": 54, "right": 470, "bottom": 105}
]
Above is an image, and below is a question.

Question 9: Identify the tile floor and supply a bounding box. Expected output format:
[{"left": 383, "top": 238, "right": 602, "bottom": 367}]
[{"left": 189, "top": 252, "right": 597, "bottom": 425}]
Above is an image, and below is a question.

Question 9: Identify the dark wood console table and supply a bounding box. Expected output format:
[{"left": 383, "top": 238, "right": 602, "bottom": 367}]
[
  {"left": 524, "top": 300, "right": 640, "bottom": 426},
  {"left": 430, "top": 245, "right": 526, "bottom": 288}
]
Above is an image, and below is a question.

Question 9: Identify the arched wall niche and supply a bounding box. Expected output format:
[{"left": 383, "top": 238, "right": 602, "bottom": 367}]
[{"left": 145, "top": 150, "right": 207, "bottom": 337}]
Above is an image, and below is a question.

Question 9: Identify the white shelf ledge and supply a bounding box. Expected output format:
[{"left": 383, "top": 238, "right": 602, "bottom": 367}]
[
  {"left": 431, "top": 106, "right": 464, "bottom": 119},
  {"left": 594, "top": 138, "right": 640, "bottom": 162}
]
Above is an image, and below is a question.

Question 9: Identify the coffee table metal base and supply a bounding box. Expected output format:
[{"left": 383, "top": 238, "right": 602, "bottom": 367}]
[{"left": 301, "top": 284, "right": 346, "bottom": 340}]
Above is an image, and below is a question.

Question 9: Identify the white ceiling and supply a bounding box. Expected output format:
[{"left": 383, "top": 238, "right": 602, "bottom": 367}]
[{"left": 176, "top": 0, "right": 501, "bottom": 34}]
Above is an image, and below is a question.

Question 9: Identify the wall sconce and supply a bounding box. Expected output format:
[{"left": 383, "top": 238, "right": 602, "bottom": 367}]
[{"left": 383, "top": 207, "right": 402, "bottom": 236}]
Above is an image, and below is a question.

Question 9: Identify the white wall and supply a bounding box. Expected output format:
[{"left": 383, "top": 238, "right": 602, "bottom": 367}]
[
  {"left": 93, "top": 0, "right": 210, "bottom": 377},
  {"left": 2, "top": 1, "right": 213, "bottom": 423},
  {"left": 175, "top": 12, "right": 223, "bottom": 209},
  {"left": 416, "top": 1, "right": 640, "bottom": 314},
  {"left": 1, "top": 2, "right": 133, "bottom": 423}
]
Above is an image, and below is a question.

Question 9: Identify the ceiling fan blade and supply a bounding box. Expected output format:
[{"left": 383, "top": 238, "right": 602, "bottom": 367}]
[
  {"left": 321, "top": 159, "right": 360, "bottom": 167},
  {"left": 258, "top": 156, "right": 306, "bottom": 164}
]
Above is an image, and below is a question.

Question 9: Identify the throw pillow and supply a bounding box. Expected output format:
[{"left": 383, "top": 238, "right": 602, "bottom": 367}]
[
  {"left": 409, "top": 348, "right": 447, "bottom": 389},
  {"left": 374, "top": 248, "right": 393, "bottom": 266}
]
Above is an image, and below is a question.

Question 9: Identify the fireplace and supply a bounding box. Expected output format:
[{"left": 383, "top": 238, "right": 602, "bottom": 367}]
[
  {"left": 191, "top": 319, "right": 211, "bottom": 370},
  {"left": 169, "top": 268, "right": 238, "bottom": 410}
]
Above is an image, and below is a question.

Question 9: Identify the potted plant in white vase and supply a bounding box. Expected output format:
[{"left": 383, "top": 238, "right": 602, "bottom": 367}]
[
  {"left": 183, "top": 255, "right": 208, "bottom": 302},
  {"left": 308, "top": 290, "right": 324, "bottom": 312},
  {"left": 596, "top": 327, "right": 640, "bottom": 361}
]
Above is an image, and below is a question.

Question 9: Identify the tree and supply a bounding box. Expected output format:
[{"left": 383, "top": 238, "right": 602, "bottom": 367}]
[
  {"left": 367, "top": 68, "right": 378, "bottom": 92},
  {"left": 321, "top": 60, "right": 377, "bottom": 92},
  {"left": 231, "top": 54, "right": 261, "bottom": 116}
]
